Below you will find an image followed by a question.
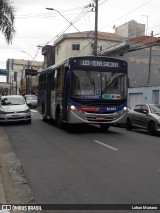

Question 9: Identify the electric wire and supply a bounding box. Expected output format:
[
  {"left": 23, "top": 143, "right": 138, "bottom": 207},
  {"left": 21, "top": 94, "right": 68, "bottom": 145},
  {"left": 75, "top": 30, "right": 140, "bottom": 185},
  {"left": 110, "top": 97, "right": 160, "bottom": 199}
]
[
  {"left": 4, "top": 0, "right": 157, "bottom": 62},
  {"left": 100, "top": 0, "right": 153, "bottom": 31}
]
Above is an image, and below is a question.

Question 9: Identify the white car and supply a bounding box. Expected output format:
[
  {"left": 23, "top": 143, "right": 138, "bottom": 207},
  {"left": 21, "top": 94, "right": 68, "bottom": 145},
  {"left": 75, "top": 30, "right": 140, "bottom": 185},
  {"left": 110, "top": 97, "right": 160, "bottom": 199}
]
[
  {"left": 0, "top": 95, "right": 31, "bottom": 124},
  {"left": 24, "top": 95, "right": 38, "bottom": 108}
]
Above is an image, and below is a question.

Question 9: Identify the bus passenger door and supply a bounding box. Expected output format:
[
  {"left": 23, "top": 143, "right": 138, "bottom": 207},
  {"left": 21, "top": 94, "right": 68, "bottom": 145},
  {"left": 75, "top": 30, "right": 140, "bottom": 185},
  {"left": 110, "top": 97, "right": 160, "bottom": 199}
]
[
  {"left": 51, "top": 70, "right": 57, "bottom": 120},
  {"left": 62, "top": 68, "right": 70, "bottom": 122},
  {"left": 46, "top": 72, "right": 52, "bottom": 116}
]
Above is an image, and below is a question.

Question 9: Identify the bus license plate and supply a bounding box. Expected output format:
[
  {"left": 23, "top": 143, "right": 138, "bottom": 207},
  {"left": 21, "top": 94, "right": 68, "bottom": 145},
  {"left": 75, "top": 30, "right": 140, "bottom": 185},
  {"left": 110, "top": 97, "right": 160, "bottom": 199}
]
[{"left": 96, "top": 116, "right": 105, "bottom": 120}]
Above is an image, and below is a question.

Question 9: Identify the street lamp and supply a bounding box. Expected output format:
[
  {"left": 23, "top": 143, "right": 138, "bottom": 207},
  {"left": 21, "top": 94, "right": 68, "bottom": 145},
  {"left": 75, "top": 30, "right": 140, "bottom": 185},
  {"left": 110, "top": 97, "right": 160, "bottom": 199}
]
[
  {"left": 46, "top": 8, "right": 81, "bottom": 35},
  {"left": 46, "top": 7, "right": 98, "bottom": 56}
]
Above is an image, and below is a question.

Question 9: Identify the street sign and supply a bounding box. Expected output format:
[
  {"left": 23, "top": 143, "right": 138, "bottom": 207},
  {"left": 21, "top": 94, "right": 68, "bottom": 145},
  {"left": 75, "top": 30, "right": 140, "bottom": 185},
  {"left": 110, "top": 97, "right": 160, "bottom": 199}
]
[{"left": 25, "top": 69, "right": 37, "bottom": 76}]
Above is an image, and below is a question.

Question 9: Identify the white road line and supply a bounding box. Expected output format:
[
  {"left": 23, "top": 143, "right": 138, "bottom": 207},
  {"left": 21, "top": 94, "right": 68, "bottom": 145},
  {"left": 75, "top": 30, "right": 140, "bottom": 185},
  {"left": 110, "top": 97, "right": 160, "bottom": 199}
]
[{"left": 93, "top": 140, "right": 118, "bottom": 151}]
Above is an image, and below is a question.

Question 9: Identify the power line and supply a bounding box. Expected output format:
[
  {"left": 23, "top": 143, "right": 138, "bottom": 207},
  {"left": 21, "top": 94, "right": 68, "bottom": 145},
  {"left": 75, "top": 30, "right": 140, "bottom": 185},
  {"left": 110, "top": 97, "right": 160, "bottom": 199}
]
[
  {"left": 100, "top": 0, "right": 153, "bottom": 31},
  {"left": 39, "top": 5, "right": 93, "bottom": 46}
]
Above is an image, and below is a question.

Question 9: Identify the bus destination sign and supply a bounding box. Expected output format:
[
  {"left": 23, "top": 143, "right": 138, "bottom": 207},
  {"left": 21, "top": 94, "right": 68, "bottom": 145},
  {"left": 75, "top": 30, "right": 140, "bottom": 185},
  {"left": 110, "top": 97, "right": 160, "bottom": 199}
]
[{"left": 80, "top": 59, "right": 119, "bottom": 68}]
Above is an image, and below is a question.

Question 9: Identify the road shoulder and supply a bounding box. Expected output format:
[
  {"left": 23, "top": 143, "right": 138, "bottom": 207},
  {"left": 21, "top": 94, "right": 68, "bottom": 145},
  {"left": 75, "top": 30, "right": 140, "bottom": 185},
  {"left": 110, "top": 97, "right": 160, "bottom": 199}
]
[{"left": 0, "top": 126, "right": 34, "bottom": 204}]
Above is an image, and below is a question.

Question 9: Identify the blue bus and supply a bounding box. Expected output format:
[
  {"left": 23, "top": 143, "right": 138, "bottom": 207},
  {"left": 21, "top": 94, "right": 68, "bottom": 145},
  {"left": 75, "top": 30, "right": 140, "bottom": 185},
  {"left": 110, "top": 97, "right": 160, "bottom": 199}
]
[{"left": 37, "top": 56, "right": 128, "bottom": 131}]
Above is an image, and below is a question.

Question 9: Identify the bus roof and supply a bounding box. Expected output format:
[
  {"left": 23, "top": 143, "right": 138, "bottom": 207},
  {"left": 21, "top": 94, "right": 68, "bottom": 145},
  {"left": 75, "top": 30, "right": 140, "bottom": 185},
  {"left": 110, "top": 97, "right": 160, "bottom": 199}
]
[{"left": 39, "top": 56, "right": 127, "bottom": 75}]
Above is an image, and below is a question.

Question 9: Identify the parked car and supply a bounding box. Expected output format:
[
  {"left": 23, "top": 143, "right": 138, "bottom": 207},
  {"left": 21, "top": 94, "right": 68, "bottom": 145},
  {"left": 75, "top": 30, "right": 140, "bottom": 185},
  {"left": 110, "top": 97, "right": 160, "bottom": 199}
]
[
  {"left": 126, "top": 104, "right": 160, "bottom": 135},
  {"left": 24, "top": 95, "right": 37, "bottom": 108},
  {"left": 0, "top": 95, "right": 31, "bottom": 124}
]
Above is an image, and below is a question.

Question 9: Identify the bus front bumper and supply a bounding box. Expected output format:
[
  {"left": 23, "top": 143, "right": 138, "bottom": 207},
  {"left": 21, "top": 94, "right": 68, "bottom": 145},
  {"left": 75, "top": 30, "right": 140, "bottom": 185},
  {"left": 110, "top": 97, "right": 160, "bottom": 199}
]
[{"left": 67, "top": 110, "right": 127, "bottom": 124}]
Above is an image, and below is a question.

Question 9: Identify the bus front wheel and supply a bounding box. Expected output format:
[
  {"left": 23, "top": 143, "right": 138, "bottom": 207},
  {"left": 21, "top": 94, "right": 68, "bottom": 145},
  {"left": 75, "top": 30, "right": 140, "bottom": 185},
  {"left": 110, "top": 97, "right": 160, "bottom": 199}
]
[{"left": 56, "top": 109, "right": 64, "bottom": 129}]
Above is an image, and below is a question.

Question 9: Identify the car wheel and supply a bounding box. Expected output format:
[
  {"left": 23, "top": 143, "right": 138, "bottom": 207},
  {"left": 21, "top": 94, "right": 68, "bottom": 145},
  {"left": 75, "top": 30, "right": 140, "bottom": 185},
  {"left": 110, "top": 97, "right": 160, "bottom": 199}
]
[
  {"left": 148, "top": 121, "right": 156, "bottom": 136},
  {"left": 100, "top": 124, "right": 110, "bottom": 132},
  {"left": 126, "top": 118, "right": 132, "bottom": 130}
]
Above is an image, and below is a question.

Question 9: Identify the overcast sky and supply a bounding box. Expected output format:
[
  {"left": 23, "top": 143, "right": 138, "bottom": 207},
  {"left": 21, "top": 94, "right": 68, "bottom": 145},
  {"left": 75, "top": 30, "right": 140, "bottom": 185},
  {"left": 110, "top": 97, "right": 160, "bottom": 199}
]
[{"left": 0, "top": 0, "right": 159, "bottom": 70}]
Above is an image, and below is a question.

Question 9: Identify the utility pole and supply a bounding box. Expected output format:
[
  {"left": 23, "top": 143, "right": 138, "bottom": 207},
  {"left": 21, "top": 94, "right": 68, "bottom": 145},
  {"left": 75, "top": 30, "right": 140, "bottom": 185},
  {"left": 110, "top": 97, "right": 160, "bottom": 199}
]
[
  {"left": 94, "top": 0, "right": 98, "bottom": 56},
  {"left": 147, "top": 31, "right": 153, "bottom": 86}
]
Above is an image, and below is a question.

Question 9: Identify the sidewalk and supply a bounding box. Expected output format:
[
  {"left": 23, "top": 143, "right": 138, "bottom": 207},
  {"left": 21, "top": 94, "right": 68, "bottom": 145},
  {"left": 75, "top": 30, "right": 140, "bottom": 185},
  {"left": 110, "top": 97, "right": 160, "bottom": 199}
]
[
  {"left": 0, "top": 126, "right": 35, "bottom": 212},
  {"left": 0, "top": 127, "right": 10, "bottom": 212}
]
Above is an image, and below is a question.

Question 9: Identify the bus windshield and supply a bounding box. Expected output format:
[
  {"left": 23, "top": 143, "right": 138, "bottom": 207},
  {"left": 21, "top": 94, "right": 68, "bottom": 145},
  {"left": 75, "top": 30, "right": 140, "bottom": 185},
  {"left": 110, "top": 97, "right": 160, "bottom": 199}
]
[{"left": 70, "top": 69, "right": 127, "bottom": 100}]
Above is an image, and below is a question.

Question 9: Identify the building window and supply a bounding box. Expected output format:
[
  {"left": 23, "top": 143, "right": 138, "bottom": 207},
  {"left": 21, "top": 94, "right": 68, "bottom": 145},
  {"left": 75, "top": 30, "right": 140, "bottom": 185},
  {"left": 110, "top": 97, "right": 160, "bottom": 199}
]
[
  {"left": 56, "top": 45, "right": 61, "bottom": 55},
  {"left": 72, "top": 44, "right": 80, "bottom": 51},
  {"left": 152, "top": 90, "right": 159, "bottom": 104}
]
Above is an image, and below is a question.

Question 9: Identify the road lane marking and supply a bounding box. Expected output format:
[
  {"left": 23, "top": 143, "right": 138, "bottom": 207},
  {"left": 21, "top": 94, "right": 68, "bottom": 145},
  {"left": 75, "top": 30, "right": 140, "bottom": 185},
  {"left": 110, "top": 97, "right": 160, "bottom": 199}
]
[{"left": 93, "top": 140, "right": 118, "bottom": 151}]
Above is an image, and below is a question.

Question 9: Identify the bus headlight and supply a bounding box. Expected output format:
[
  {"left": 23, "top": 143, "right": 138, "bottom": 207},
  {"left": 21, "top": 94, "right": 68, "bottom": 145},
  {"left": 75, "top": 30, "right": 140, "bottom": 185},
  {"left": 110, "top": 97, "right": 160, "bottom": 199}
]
[
  {"left": 117, "top": 106, "right": 128, "bottom": 115},
  {"left": 71, "top": 105, "right": 76, "bottom": 110},
  {"left": 123, "top": 106, "right": 127, "bottom": 111}
]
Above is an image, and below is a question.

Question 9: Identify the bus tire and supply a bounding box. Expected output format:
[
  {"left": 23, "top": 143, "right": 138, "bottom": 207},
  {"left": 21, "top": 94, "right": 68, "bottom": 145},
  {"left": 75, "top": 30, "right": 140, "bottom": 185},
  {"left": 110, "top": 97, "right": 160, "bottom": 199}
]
[
  {"left": 56, "top": 108, "right": 64, "bottom": 129},
  {"left": 42, "top": 105, "right": 47, "bottom": 122},
  {"left": 100, "top": 124, "right": 110, "bottom": 132}
]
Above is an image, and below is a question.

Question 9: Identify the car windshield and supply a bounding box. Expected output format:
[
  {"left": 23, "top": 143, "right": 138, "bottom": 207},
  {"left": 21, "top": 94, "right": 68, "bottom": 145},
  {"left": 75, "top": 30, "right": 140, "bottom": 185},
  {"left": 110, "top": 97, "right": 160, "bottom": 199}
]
[
  {"left": 1, "top": 96, "right": 25, "bottom": 106},
  {"left": 26, "top": 95, "right": 37, "bottom": 100},
  {"left": 149, "top": 104, "right": 160, "bottom": 113}
]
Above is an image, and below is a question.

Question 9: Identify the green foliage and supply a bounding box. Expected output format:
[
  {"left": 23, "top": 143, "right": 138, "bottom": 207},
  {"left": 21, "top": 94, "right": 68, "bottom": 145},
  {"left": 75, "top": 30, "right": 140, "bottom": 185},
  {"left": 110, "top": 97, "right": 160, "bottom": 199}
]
[{"left": 0, "top": 0, "right": 15, "bottom": 43}]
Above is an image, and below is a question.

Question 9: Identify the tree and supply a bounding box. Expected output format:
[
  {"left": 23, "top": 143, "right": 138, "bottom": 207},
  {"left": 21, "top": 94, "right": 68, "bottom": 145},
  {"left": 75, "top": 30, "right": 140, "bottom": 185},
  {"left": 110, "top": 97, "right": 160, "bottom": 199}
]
[{"left": 0, "top": 0, "right": 15, "bottom": 44}]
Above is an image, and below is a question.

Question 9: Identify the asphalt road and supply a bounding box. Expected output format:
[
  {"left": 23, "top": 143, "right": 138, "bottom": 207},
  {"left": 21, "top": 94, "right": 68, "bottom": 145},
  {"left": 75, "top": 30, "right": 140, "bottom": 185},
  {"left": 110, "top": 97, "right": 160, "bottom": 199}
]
[{"left": 2, "top": 109, "right": 160, "bottom": 209}]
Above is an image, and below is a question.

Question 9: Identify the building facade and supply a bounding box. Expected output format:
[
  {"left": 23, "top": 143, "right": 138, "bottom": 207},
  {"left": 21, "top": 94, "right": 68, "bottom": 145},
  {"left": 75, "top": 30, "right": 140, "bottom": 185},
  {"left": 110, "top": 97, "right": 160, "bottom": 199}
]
[
  {"left": 115, "top": 20, "right": 145, "bottom": 38},
  {"left": 6, "top": 59, "right": 43, "bottom": 95},
  {"left": 100, "top": 35, "right": 160, "bottom": 107},
  {"left": 53, "top": 31, "right": 123, "bottom": 64}
]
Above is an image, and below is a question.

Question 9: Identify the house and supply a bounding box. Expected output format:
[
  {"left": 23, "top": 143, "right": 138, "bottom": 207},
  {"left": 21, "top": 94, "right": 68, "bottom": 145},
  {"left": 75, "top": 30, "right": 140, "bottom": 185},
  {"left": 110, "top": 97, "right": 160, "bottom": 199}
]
[
  {"left": 100, "top": 36, "right": 160, "bottom": 107},
  {"left": 42, "top": 30, "right": 123, "bottom": 67}
]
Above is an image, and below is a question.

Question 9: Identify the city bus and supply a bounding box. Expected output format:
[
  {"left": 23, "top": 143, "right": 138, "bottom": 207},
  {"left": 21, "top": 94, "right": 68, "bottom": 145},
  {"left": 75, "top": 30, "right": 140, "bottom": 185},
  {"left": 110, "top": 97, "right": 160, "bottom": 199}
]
[{"left": 37, "top": 56, "right": 128, "bottom": 131}]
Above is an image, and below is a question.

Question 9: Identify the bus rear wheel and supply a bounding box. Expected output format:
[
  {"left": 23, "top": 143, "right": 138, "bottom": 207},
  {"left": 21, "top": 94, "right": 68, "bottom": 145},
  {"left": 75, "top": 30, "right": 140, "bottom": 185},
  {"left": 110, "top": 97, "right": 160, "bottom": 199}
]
[
  {"left": 56, "top": 110, "right": 65, "bottom": 129},
  {"left": 100, "top": 124, "right": 110, "bottom": 132}
]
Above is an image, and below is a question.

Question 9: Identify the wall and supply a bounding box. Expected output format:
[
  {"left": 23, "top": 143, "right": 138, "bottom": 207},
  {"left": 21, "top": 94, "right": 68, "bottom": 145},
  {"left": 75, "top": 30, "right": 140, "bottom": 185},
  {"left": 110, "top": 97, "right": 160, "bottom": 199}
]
[
  {"left": 6, "top": 59, "right": 43, "bottom": 95},
  {"left": 55, "top": 37, "right": 121, "bottom": 64},
  {"left": 128, "top": 86, "right": 160, "bottom": 107},
  {"left": 115, "top": 20, "right": 145, "bottom": 38}
]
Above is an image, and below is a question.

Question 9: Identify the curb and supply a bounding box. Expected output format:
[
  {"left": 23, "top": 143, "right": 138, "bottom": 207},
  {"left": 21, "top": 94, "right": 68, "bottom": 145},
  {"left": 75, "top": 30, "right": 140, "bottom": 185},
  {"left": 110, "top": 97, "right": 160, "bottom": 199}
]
[{"left": 0, "top": 168, "right": 10, "bottom": 212}]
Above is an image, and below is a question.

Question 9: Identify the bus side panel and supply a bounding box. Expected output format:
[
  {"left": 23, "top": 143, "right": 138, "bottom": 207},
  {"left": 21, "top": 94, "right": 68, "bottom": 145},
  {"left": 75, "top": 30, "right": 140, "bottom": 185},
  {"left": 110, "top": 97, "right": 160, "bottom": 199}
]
[
  {"left": 51, "top": 90, "right": 56, "bottom": 119},
  {"left": 37, "top": 90, "right": 47, "bottom": 114},
  {"left": 46, "top": 73, "right": 52, "bottom": 116},
  {"left": 62, "top": 69, "right": 70, "bottom": 122}
]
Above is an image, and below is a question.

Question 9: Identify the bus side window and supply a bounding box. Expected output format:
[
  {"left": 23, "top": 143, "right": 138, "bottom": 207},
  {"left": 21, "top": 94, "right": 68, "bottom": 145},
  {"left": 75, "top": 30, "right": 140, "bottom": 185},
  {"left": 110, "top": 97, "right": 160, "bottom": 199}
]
[
  {"left": 42, "top": 74, "right": 47, "bottom": 90},
  {"left": 39, "top": 75, "right": 42, "bottom": 90},
  {"left": 57, "top": 67, "right": 64, "bottom": 90},
  {"left": 41, "top": 74, "right": 45, "bottom": 90},
  {"left": 52, "top": 70, "right": 56, "bottom": 90}
]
